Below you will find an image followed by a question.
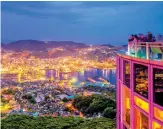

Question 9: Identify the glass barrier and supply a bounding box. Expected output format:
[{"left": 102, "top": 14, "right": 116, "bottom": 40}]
[{"left": 128, "top": 42, "right": 163, "bottom": 60}]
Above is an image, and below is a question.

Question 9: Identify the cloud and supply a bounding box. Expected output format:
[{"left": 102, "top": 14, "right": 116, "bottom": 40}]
[
  {"left": 1, "top": 2, "right": 137, "bottom": 21},
  {"left": 2, "top": 1, "right": 162, "bottom": 24},
  {"left": 48, "top": 1, "right": 83, "bottom": 7},
  {"left": 1, "top": 1, "right": 163, "bottom": 45}
]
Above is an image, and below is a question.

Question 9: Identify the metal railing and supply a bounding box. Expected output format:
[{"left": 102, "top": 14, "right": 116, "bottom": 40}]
[{"left": 127, "top": 42, "right": 163, "bottom": 60}]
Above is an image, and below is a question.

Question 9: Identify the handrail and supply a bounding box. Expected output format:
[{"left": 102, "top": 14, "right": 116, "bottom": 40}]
[
  {"left": 127, "top": 41, "right": 163, "bottom": 60},
  {"left": 129, "top": 41, "right": 163, "bottom": 44}
]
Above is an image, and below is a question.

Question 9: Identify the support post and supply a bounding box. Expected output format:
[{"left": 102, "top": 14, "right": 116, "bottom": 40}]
[
  {"left": 134, "top": 42, "right": 137, "bottom": 57},
  {"left": 146, "top": 43, "right": 149, "bottom": 59},
  {"left": 128, "top": 43, "right": 131, "bottom": 55}
]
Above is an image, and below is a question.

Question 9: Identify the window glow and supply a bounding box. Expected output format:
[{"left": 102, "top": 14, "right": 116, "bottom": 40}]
[
  {"left": 134, "top": 96, "right": 149, "bottom": 113},
  {"left": 153, "top": 121, "right": 163, "bottom": 129},
  {"left": 154, "top": 107, "right": 163, "bottom": 122},
  {"left": 134, "top": 108, "right": 149, "bottom": 129},
  {"left": 123, "top": 87, "right": 130, "bottom": 126}
]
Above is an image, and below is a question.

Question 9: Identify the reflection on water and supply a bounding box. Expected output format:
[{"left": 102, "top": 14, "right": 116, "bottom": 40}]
[{"left": 46, "top": 68, "right": 116, "bottom": 85}]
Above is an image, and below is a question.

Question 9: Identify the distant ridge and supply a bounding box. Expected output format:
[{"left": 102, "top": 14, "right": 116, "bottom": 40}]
[
  {"left": 1, "top": 40, "right": 89, "bottom": 51},
  {"left": 101, "top": 44, "right": 114, "bottom": 48},
  {"left": 1, "top": 40, "right": 127, "bottom": 59},
  {"left": 1, "top": 40, "right": 126, "bottom": 53}
]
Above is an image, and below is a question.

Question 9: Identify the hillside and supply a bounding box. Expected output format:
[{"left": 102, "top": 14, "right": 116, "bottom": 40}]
[
  {"left": 1, "top": 40, "right": 126, "bottom": 59},
  {"left": 1, "top": 40, "right": 89, "bottom": 52}
]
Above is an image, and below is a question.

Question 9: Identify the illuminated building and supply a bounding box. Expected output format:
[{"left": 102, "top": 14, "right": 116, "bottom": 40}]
[{"left": 116, "top": 42, "right": 163, "bottom": 129}]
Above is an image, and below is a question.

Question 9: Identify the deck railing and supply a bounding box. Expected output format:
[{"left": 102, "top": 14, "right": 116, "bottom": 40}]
[{"left": 127, "top": 42, "right": 163, "bottom": 60}]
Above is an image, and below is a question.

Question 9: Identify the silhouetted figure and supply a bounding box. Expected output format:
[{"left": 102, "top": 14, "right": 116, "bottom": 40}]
[
  {"left": 152, "top": 37, "right": 156, "bottom": 42},
  {"left": 128, "top": 35, "right": 134, "bottom": 42},
  {"left": 128, "top": 32, "right": 156, "bottom": 43},
  {"left": 147, "top": 32, "right": 154, "bottom": 42},
  {"left": 158, "top": 34, "right": 163, "bottom": 41},
  {"left": 138, "top": 34, "right": 147, "bottom": 42},
  {"left": 134, "top": 35, "right": 139, "bottom": 42}
]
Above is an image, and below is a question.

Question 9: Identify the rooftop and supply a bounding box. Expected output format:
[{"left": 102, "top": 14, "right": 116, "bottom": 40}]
[{"left": 126, "top": 41, "right": 163, "bottom": 61}]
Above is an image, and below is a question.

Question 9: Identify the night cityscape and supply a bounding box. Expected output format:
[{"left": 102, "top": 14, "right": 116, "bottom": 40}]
[{"left": 1, "top": 1, "right": 163, "bottom": 129}]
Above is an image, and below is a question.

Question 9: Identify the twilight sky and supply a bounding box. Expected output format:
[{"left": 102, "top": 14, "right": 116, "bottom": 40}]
[{"left": 1, "top": 1, "right": 163, "bottom": 45}]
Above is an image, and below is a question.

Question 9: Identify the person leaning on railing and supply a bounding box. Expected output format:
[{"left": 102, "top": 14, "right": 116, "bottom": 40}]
[
  {"left": 128, "top": 35, "right": 134, "bottom": 42},
  {"left": 158, "top": 34, "right": 163, "bottom": 41},
  {"left": 128, "top": 35, "right": 138, "bottom": 55},
  {"left": 128, "top": 32, "right": 157, "bottom": 58},
  {"left": 130, "top": 32, "right": 156, "bottom": 42}
]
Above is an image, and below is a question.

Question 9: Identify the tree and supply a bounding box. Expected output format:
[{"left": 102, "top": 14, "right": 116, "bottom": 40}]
[
  {"left": 103, "top": 107, "right": 116, "bottom": 119},
  {"left": 73, "top": 94, "right": 116, "bottom": 117},
  {"left": 1, "top": 115, "right": 116, "bottom": 129},
  {"left": 62, "top": 97, "right": 69, "bottom": 102},
  {"left": 1, "top": 113, "right": 7, "bottom": 118},
  {"left": 71, "top": 118, "right": 116, "bottom": 129},
  {"left": 22, "top": 94, "right": 36, "bottom": 104},
  {"left": 22, "top": 94, "right": 32, "bottom": 100},
  {"left": 29, "top": 97, "right": 36, "bottom": 104},
  {"left": 87, "top": 100, "right": 107, "bottom": 115}
]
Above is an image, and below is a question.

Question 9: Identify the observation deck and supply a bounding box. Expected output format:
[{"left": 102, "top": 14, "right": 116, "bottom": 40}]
[{"left": 127, "top": 41, "right": 163, "bottom": 61}]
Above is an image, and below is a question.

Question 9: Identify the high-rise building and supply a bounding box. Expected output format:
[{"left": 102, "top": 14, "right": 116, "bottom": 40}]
[{"left": 116, "top": 41, "right": 163, "bottom": 129}]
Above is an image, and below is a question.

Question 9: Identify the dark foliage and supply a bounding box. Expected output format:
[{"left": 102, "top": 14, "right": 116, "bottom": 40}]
[
  {"left": 1, "top": 115, "right": 116, "bottom": 129},
  {"left": 22, "top": 94, "right": 36, "bottom": 104},
  {"left": 73, "top": 94, "right": 116, "bottom": 118},
  {"left": 103, "top": 107, "right": 116, "bottom": 119},
  {"left": 62, "top": 97, "right": 69, "bottom": 102}
]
